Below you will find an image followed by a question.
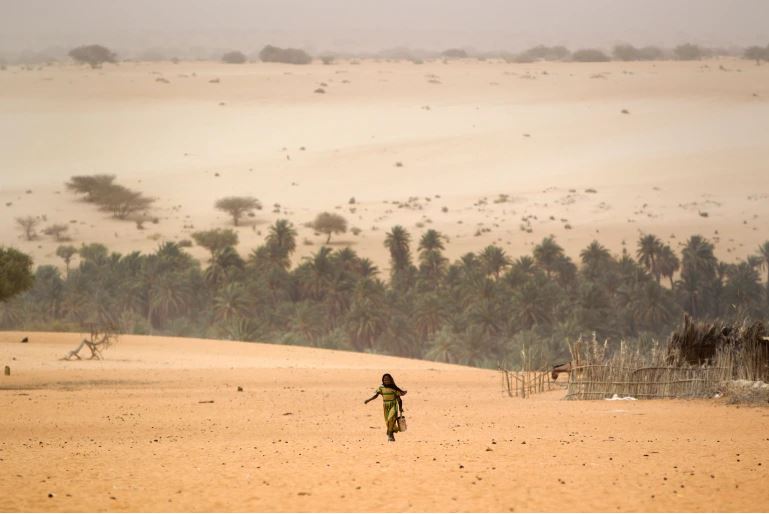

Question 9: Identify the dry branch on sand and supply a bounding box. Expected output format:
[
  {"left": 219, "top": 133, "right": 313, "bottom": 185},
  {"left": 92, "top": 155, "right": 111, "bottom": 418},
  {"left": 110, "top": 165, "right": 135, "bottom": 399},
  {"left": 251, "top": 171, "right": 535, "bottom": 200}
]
[{"left": 62, "top": 327, "right": 118, "bottom": 361}]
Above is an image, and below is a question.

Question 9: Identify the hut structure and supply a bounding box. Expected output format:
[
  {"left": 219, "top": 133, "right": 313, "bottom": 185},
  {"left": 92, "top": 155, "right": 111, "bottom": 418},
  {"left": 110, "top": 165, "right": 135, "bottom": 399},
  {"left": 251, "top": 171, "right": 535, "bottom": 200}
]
[{"left": 565, "top": 316, "right": 769, "bottom": 400}]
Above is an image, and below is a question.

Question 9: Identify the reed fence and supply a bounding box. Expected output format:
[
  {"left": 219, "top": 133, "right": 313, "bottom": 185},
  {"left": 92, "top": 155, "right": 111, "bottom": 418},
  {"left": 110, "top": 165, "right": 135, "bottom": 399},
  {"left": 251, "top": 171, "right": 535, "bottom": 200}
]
[
  {"left": 500, "top": 369, "right": 562, "bottom": 398},
  {"left": 563, "top": 323, "right": 768, "bottom": 400},
  {"left": 565, "top": 364, "right": 727, "bottom": 400}
]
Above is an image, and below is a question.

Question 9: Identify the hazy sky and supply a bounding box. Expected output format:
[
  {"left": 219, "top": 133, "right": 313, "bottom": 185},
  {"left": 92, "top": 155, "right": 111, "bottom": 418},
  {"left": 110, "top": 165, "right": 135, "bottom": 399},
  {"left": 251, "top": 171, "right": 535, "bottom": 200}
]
[{"left": 2, "top": 0, "right": 768, "bottom": 56}]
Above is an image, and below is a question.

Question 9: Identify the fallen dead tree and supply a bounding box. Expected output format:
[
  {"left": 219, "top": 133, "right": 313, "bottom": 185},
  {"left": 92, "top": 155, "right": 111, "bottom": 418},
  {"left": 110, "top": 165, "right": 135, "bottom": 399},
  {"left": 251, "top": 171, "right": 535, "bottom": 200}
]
[{"left": 62, "top": 326, "right": 117, "bottom": 360}]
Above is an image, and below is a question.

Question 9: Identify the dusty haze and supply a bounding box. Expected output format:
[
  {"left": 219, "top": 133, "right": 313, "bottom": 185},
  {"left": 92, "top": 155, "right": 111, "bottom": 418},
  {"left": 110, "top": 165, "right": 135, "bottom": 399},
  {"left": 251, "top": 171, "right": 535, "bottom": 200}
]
[{"left": 2, "top": 0, "right": 769, "bottom": 58}]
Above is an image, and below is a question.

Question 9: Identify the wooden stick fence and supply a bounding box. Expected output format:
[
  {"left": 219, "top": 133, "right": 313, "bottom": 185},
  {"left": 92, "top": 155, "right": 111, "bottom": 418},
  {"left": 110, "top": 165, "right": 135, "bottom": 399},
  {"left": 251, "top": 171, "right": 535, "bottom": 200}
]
[
  {"left": 565, "top": 364, "right": 728, "bottom": 400},
  {"left": 500, "top": 369, "right": 562, "bottom": 398}
]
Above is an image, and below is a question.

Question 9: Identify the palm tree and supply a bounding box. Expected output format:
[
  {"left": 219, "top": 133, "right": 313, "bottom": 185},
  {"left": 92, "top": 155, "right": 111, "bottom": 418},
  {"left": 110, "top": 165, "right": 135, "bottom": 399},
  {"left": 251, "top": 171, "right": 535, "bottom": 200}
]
[
  {"left": 418, "top": 249, "right": 448, "bottom": 285},
  {"left": 332, "top": 247, "right": 359, "bottom": 274},
  {"left": 758, "top": 241, "right": 769, "bottom": 285},
  {"left": 324, "top": 270, "right": 355, "bottom": 327},
  {"left": 504, "top": 255, "right": 538, "bottom": 288},
  {"left": 297, "top": 247, "right": 334, "bottom": 300},
  {"left": 677, "top": 235, "right": 719, "bottom": 316},
  {"left": 681, "top": 235, "right": 718, "bottom": 280},
  {"left": 384, "top": 225, "right": 412, "bottom": 274},
  {"left": 466, "top": 298, "right": 503, "bottom": 336},
  {"left": 356, "top": 258, "right": 379, "bottom": 279},
  {"left": 512, "top": 275, "right": 558, "bottom": 330},
  {"left": 213, "top": 283, "right": 249, "bottom": 323},
  {"left": 479, "top": 245, "right": 510, "bottom": 279},
  {"left": 636, "top": 234, "right": 663, "bottom": 283},
  {"left": 205, "top": 246, "right": 245, "bottom": 288},
  {"left": 656, "top": 244, "right": 680, "bottom": 289},
  {"left": 533, "top": 236, "right": 564, "bottom": 278},
  {"left": 579, "top": 240, "right": 612, "bottom": 281},
  {"left": 291, "top": 302, "right": 325, "bottom": 344},
  {"left": 147, "top": 273, "right": 192, "bottom": 329},
  {"left": 418, "top": 229, "right": 446, "bottom": 254},
  {"left": 265, "top": 219, "right": 297, "bottom": 270},
  {"left": 347, "top": 279, "right": 388, "bottom": 351},
  {"left": 425, "top": 327, "right": 462, "bottom": 363},
  {"left": 629, "top": 281, "right": 676, "bottom": 332},
  {"left": 724, "top": 262, "right": 763, "bottom": 317},
  {"left": 413, "top": 293, "right": 448, "bottom": 341}
]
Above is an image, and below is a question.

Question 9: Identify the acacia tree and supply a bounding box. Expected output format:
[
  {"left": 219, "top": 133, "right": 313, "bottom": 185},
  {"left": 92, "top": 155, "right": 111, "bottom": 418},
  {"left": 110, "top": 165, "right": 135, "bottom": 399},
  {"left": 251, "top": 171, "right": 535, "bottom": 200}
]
[
  {"left": 15, "top": 216, "right": 40, "bottom": 241},
  {"left": 66, "top": 174, "right": 116, "bottom": 202},
  {"left": 0, "top": 247, "right": 34, "bottom": 302},
  {"left": 215, "top": 197, "right": 261, "bottom": 226},
  {"left": 311, "top": 212, "right": 347, "bottom": 243},
  {"left": 68, "top": 45, "right": 117, "bottom": 68},
  {"left": 97, "top": 185, "right": 154, "bottom": 219}
]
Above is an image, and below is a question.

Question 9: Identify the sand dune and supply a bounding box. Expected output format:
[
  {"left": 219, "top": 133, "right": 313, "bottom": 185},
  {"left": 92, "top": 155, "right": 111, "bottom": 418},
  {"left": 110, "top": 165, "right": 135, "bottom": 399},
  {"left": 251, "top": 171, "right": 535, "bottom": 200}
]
[
  {"left": 2, "top": 59, "right": 768, "bottom": 271},
  {"left": 1, "top": 331, "right": 768, "bottom": 512}
]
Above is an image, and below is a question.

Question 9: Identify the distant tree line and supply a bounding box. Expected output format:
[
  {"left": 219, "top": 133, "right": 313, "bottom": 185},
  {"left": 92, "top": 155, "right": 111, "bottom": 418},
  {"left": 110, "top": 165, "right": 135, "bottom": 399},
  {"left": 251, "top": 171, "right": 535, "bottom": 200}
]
[
  {"left": 47, "top": 42, "right": 769, "bottom": 67},
  {"left": 2, "top": 223, "right": 768, "bottom": 370}
]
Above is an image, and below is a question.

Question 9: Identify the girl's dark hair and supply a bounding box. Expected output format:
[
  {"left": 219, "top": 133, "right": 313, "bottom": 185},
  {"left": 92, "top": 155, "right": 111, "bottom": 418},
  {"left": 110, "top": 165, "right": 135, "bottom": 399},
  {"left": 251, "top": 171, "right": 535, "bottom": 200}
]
[{"left": 382, "top": 373, "right": 406, "bottom": 393}]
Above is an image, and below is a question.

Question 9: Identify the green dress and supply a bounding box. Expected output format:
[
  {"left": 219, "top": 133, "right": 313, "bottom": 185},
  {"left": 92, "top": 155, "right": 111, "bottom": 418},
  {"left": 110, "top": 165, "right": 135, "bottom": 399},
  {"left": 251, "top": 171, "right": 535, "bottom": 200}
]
[{"left": 377, "top": 385, "right": 402, "bottom": 434}]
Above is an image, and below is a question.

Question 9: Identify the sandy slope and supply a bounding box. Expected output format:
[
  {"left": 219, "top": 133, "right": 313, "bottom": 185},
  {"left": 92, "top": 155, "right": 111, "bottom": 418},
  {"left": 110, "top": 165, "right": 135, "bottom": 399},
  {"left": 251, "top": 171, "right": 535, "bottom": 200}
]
[
  {"left": 1, "top": 59, "right": 768, "bottom": 271},
  {"left": 1, "top": 331, "right": 768, "bottom": 512}
]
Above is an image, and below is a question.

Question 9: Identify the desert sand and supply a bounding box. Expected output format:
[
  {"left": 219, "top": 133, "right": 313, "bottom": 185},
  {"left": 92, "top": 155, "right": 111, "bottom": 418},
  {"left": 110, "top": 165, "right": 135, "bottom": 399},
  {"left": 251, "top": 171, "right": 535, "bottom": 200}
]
[
  {"left": 1, "top": 59, "right": 768, "bottom": 271},
  {"left": 1, "top": 331, "right": 768, "bottom": 512}
]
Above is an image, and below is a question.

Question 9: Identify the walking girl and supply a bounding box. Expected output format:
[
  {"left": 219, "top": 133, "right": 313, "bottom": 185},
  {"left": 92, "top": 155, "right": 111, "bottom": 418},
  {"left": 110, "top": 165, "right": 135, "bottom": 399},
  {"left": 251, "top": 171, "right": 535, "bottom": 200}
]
[{"left": 364, "top": 373, "right": 407, "bottom": 441}]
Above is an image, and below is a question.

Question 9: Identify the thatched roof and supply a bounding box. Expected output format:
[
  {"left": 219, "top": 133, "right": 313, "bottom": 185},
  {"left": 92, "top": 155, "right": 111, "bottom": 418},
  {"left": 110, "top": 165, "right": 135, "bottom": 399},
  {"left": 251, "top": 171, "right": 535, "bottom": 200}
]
[{"left": 667, "top": 315, "right": 769, "bottom": 365}]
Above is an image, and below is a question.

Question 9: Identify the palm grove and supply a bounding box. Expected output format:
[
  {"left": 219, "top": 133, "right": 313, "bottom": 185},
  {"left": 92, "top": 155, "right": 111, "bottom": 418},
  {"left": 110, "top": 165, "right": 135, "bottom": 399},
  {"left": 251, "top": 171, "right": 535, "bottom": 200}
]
[{"left": 3, "top": 209, "right": 769, "bottom": 368}]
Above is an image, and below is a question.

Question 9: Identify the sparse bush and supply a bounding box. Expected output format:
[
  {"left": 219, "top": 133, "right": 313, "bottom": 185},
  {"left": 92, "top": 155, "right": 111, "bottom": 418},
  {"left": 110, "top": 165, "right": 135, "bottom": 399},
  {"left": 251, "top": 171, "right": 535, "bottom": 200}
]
[
  {"left": 572, "top": 49, "right": 610, "bottom": 62},
  {"left": 192, "top": 228, "right": 238, "bottom": 256},
  {"left": 612, "top": 44, "right": 664, "bottom": 62},
  {"left": 15, "top": 216, "right": 40, "bottom": 241},
  {"left": 222, "top": 51, "right": 247, "bottom": 64},
  {"left": 612, "top": 44, "right": 643, "bottom": 61},
  {"left": 320, "top": 55, "right": 335, "bottom": 65},
  {"left": 68, "top": 44, "right": 116, "bottom": 68},
  {"left": 744, "top": 45, "right": 769, "bottom": 65},
  {"left": 259, "top": 45, "right": 312, "bottom": 65},
  {"left": 674, "top": 43, "right": 703, "bottom": 61},
  {"left": 215, "top": 196, "right": 262, "bottom": 226},
  {"left": 517, "top": 45, "right": 571, "bottom": 62},
  {"left": 638, "top": 46, "right": 665, "bottom": 60},
  {"left": 441, "top": 48, "right": 468, "bottom": 59},
  {"left": 311, "top": 212, "right": 347, "bottom": 243},
  {"left": 42, "top": 223, "right": 70, "bottom": 241}
]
